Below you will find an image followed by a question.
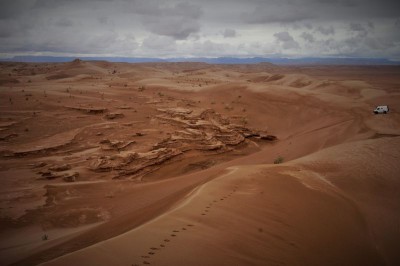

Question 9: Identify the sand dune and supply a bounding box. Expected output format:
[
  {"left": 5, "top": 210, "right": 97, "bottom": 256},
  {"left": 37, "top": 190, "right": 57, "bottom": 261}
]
[
  {"left": 0, "top": 61, "right": 399, "bottom": 265},
  {"left": 41, "top": 136, "right": 400, "bottom": 266}
]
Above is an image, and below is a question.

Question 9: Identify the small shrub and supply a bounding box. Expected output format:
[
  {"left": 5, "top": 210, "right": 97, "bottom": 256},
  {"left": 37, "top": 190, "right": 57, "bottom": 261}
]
[
  {"left": 274, "top": 156, "right": 284, "bottom": 164},
  {"left": 224, "top": 105, "right": 233, "bottom": 111}
]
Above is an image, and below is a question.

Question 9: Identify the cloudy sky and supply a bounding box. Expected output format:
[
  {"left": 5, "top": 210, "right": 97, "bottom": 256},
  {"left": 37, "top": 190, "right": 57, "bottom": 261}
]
[{"left": 1, "top": 0, "right": 400, "bottom": 59}]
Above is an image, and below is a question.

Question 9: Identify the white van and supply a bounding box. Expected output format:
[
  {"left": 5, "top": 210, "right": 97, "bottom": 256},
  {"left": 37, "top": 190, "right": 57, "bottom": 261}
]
[{"left": 373, "top": 105, "right": 389, "bottom": 114}]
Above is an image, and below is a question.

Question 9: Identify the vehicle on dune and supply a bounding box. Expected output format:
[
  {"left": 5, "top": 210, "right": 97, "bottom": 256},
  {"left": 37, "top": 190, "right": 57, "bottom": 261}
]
[{"left": 374, "top": 105, "right": 389, "bottom": 114}]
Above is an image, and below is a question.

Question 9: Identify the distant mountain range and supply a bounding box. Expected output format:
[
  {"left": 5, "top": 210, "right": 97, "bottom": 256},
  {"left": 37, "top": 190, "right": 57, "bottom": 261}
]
[{"left": 1, "top": 56, "right": 399, "bottom": 65}]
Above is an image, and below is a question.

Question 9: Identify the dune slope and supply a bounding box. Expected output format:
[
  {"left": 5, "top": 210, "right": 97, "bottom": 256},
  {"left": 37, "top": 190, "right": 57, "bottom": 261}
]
[{"left": 42, "top": 136, "right": 400, "bottom": 266}]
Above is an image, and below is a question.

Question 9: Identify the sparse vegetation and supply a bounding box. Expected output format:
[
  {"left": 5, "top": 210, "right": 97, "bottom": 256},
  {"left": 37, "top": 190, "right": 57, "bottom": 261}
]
[
  {"left": 274, "top": 156, "right": 284, "bottom": 164},
  {"left": 224, "top": 105, "right": 234, "bottom": 111}
]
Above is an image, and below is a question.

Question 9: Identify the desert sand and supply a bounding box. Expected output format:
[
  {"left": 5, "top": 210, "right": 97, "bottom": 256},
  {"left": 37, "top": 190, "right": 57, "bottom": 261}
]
[{"left": 0, "top": 60, "right": 399, "bottom": 265}]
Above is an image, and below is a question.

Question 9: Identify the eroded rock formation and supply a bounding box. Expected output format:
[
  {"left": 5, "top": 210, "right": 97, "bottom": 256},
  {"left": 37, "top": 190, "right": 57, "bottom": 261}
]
[{"left": 88, "top": 107, "right": 276, "bottom": 180}]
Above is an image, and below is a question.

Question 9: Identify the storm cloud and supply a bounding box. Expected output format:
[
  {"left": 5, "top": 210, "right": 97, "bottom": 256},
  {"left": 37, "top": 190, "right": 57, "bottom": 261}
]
[{"left": 0, "top": 0, "right": 399, "bottom": 59}]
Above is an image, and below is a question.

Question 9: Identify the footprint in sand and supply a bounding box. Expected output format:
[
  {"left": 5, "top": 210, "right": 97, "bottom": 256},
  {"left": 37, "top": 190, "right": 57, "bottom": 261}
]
[{"left": 141, "top": 223, "right": 197, "bottom": 264}]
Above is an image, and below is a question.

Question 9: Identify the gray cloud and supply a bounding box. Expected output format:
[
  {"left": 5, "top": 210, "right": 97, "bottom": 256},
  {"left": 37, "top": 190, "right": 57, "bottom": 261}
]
[
  {"left": 0, "top": 0, "right": 34, "bottom": 20},
  {"left": 54, "top": 17, "right": 74, "bottom": 27},
  {"left": 315, "top": 26, "right": 335, "bottom": 35},
  {"left": 301, "top": 32, "right": 316, "bottom": 43},
  {"left": 274, "top": 31, "right": 300, "bottom": 50},
  {"left": 141, "top": 35, "right": 176, "bottom": 52},
  {"left": 349, "top": 22, "right": 366, "bottom": 32},
  {"left": 132, "top": 1, "right": 203, "bottom": 39},
  {"left": 0, "top": 0, "right": 399, "bottom": 59},
  {"left": 242, "top": 4, "right": 312, "bottom": 24},
  {"left": 348, "top": 22, "right": 370, "bottom": 37},
  {"left": 143, "top": 17, "right": 201, "bottom": 40},
  {"left": 222, "top": 28, "right": 236, "bottom": 38},
  {"left": 238, "top": 0, "right": 400, "bottom": 24}
]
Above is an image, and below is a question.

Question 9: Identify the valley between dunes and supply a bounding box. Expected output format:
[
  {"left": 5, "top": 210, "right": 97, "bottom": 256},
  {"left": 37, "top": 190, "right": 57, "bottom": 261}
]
[{"left": 0, "top": 61, "right": 399, "bottom": 265}]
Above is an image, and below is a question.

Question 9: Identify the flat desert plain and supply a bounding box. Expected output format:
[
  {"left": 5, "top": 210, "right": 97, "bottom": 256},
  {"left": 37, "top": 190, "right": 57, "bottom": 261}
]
[{"left": 0, "top": 60, "right": 399, "bottom": 266}]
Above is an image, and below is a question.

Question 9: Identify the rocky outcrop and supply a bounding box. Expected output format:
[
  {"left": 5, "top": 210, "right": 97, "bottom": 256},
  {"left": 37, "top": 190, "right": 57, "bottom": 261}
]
[
  {"left": 65, "top": 105, "right": 107, "bottom": 114},
  {"left": 260, "top": 134, "right": 278, "bottom": 141},
  {"left": 0, "top": 133, "right": 19, "bottom": 141},
  {"left": 49, "top": 164, "right": 71, "bottom": 171},
  {"left": 104, "top": 112, "right": 124, "bottom": 120},
  {"left": 63, "top": 172, "right": 79, "bottom": 182},
  {"left": 87, "top": 107, "right": 276, "bottom": 180},
  {"left": 89, "top": 152, "right": 138, "bottom": 172},
  {"left": 99, "top": 139, "right": 135, "bottom": 151},
  {"left": 116, "top": 148, "right": 182, "bottom": 179},
  {"left": 38, "top": 170, "right": 79, "bottom": 182},
  {"left": 2, "top": 129, "right": 80, "bottom": 157},
  {"left": 89, "top": 148, "right": 182, "bottom": 180},
  {"left": 154, "top": 107, "right": 275, "bottom": 152}
]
